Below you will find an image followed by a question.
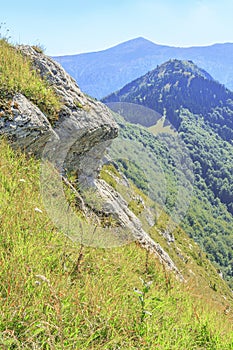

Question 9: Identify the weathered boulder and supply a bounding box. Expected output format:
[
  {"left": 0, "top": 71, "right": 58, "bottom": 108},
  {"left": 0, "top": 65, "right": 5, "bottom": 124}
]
[{"left": 0, "top": 93, "right": 56, "bottom": 153}]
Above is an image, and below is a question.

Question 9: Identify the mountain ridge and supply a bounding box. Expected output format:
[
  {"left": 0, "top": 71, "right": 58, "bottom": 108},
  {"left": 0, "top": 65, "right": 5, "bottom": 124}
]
[{"left": 102, "top": 59, "right": 232, "bottom": 127}]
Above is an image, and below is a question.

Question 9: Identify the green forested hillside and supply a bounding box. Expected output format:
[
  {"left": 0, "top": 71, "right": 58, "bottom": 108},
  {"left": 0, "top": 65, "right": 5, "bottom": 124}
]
[
  {"left": 103, "top": 59, "right": 233, "bottom": 287},
  {"left": 109, "top": 117, "right": 233, "bottom": 287},
  {"left": 103, "top": 59, "right": 233, "bottom": 131}
]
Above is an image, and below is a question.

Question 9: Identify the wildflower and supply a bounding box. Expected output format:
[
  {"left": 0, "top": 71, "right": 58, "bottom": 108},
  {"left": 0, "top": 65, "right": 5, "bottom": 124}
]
[
  {"left": 133, "top": 287, "right": 143, "bottom": 295},
  {"left": 35, "top": 274, "right": 50, "bottom": 285},
  {"left": 143, "top": 310, "right": 152, "bottom": 316}
]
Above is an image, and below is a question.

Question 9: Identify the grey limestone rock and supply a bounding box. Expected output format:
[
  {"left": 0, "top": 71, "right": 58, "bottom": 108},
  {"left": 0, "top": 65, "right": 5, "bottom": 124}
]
[
  {"left": 0, "top": 93, "right": 56, "bottom": 154},
  {"left": 2, "top": 45, "right": 118, "bottom": 185},
  {"left": 95, "top": 179, "right": 182, "bottom": 277}
]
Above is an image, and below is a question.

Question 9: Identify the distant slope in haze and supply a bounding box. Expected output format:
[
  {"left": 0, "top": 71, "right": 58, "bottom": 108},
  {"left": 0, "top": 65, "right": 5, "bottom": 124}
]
[{"left": 53, "top": 37, "right": 233, "bottom": 99}]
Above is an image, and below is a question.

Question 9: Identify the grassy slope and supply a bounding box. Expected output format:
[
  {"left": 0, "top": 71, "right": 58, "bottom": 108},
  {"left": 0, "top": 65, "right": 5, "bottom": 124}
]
[
  {"left": 148, "top": 116, "right": 176, "bottom": 135},
  {"left": 0, "top": 140, "right": 233, "bottom": 349},
  {"left": 0, "top": 39, "right": 61, "bottom": 122}
]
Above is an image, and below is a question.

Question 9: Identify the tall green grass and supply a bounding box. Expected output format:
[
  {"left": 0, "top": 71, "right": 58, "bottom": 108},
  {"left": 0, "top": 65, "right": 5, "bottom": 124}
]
[
  {"left": 0, "top": 139, "right": 233, "bottom": 349},
  {"left": 0, "top": 40, "right": 61, "bottom": 122}
]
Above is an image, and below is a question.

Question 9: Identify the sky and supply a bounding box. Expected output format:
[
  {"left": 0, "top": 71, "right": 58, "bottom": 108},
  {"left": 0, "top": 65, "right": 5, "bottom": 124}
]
[{"left": 1, "top": 0, "right": 233, "bottom": 56}]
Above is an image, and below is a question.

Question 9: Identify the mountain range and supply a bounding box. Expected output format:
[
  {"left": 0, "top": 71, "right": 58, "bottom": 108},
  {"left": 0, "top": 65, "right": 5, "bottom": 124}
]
[{"left": 53, "top": 37, "right": 233, "bottom": 99}]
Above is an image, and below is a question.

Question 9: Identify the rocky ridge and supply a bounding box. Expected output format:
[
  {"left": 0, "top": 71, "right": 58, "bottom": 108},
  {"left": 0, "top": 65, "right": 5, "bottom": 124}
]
[{"left": 0, "top": 46, "right": 181, "bottom": 276}]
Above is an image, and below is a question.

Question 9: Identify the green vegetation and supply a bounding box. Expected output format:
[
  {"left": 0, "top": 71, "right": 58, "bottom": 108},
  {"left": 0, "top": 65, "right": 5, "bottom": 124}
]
[
  {"left": 1, "top": 139, "right": 233, "bottom": 349},
  {"left": 104, "top": 59, "right": 233, "bottom": 288},
  {"left": 100, "top": 164, "right": 118, "bottom": 190},
  {"left": 179, "top": 109, "right": 233, "bottom": 214},
  {"left": 1, "top": 41, "right": 233, "bottom": 348},
  {"left": 148, "top": 116, "right": 176, "bottom": 135},
  {"left": 109, "top": 117, "right": 233, "bottom": 288},
  {"left": 0, "top": 39, "right": 61, "bottom": 122}
]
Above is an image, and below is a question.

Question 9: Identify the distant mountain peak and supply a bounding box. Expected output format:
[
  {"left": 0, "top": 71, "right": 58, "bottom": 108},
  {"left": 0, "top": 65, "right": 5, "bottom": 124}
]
[
  {"left": 103, "top": 36, "right": 161, "bottom": 53},
  {"left": 53, "top": 39, "right": 233, "bottom": 99},
  {"left": 119, "top": 36, "right": 165, "bottom": 47},
  {"left": 120, "top": 36, "right": 153, "bottom": 44}
]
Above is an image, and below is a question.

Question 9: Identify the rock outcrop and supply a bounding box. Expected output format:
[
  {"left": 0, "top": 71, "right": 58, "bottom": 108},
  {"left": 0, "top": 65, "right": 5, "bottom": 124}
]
[
  {"left": 95, "top": 179, "right": 182, "bottom": 277},
  {"left": 1, "top": 45, "right": 118, "bottom": 185},
  {"left": 0, "top": 93, "right": 56, "bottom": 153},
  {"left": 0, "top": 46, "right": 181, "bottom": 276}
]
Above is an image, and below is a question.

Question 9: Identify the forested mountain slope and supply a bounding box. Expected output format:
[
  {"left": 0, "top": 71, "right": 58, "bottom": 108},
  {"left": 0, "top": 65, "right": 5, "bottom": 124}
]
[{"left": 103, "top": 59, "right": 233, "bottom": 286}]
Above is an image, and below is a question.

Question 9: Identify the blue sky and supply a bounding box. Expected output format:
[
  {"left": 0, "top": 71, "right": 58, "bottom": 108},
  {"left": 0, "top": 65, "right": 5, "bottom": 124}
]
[{"left": 1, "top": 0, "right": 233, "bottom": 55}]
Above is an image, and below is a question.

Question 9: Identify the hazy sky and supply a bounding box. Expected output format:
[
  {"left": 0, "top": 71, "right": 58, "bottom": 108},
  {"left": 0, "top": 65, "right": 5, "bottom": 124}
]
[{"left": 1, "top": 0, "right": 233, "bottom": 55}]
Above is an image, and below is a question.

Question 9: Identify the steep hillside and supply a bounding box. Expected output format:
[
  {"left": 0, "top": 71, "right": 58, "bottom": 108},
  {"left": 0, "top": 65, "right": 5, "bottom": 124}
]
[
  {"left": 1, "top": 139, "right": 233, "bottom": 349},
  {"left": 102, "top": 60, "right": 233, "bottom": 287},
  {"left": 1, "top": 40, "right": 233, "bottom": 348},
  {"left": 53, "top": 37, "right": 233, "bottom": 98}
]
